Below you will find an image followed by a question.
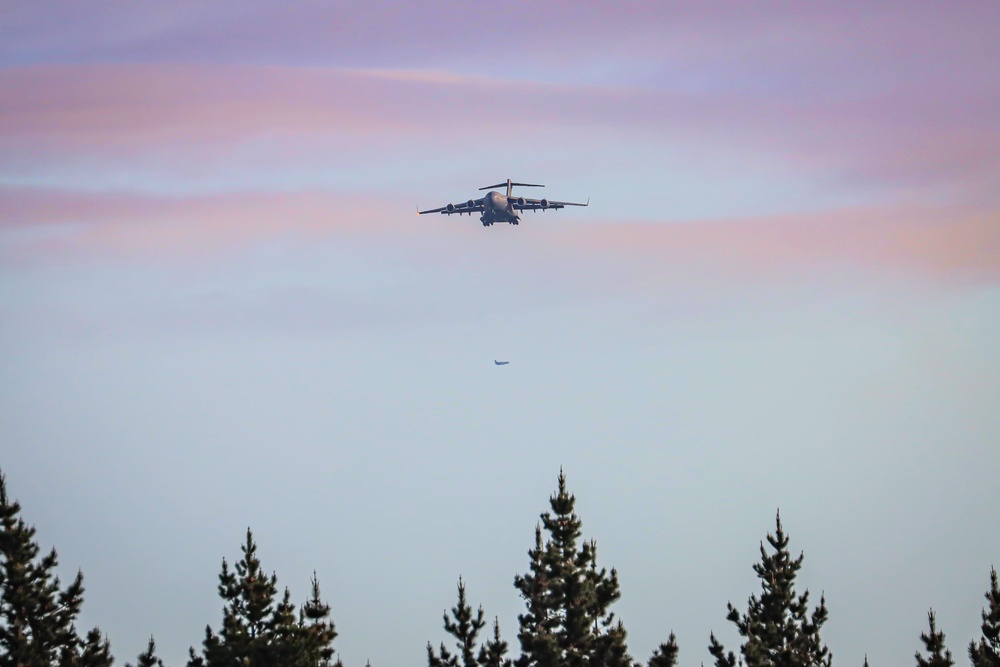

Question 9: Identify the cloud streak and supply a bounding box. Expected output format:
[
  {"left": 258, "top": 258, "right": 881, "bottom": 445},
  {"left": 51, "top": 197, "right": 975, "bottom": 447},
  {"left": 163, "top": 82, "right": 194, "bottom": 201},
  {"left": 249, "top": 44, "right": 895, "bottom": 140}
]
[
  {"left": 564, "top": 205, "right": 1000, "bottom": 286},
  {"left": 3, "top": 185, "right": 997, "bottom": 289},
  {"left": 5, "top": 3, "right": 997, "bottom": 88},
  {"left": 3, "top": 62, "right": 997, "bottom": 206}
]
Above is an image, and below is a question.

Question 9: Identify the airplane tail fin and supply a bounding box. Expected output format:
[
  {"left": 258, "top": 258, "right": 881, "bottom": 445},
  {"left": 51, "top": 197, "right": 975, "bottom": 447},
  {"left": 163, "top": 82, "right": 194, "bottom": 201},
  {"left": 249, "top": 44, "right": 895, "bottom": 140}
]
[{"left": 480, "top": 179, "right": 545, "bottom": 197}]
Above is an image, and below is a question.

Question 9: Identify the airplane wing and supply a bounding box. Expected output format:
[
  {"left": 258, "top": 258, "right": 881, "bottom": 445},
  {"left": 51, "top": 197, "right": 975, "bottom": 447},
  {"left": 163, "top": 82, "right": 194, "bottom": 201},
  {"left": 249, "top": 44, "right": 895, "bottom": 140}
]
[
  {"left": 513, "top": 197, "right": 589, "bottom": 212},
  {"left": 418, "top": 198, "right": 485, "bottom": 216}
]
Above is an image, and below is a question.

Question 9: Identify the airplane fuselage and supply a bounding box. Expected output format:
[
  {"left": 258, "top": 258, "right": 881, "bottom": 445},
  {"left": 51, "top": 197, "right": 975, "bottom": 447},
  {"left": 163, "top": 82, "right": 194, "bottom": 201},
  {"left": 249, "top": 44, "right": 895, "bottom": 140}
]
[{"left": 482, "top": 191, "right": 519, "bottom": 226}]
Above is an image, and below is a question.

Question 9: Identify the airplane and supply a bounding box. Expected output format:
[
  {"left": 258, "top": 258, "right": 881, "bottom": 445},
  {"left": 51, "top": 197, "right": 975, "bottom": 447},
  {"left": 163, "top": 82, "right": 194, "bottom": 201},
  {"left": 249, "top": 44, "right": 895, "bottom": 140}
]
[
  {"left": 419, "top": 178, "right": 588, "bottom": 227},
  {"left": 494, "top": 360, "right": 509, "bottom": 366}
]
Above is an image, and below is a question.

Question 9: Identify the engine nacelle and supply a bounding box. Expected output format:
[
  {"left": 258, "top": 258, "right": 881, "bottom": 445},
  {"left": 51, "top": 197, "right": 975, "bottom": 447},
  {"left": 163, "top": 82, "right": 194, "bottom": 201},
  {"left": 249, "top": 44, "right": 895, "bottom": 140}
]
[
  {"left": 540, "top": 198, "right": 549, "bottom": 209},
  {"left": 516, "top": 197, "right": 526, "bottom": 207},
  {"left": 466, "top": 200, "right": 475, "bottom": 208},
  {"left": 446, "top": 203, "right": 456, "bottom": 212}
]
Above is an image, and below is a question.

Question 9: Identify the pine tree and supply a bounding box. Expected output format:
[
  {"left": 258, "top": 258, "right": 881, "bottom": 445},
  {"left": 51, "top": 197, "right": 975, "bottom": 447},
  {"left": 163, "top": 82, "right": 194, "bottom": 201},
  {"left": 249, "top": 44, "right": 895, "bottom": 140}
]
[
  {"left": 708, "top": 511, "right": 831, "bottom": 667},
  {"left": 647, "top": 634, "right": 679, "bottom": 667},
  {"left": 969, "top": 567, "right": 1000, "bottom": 667},
  {"left": 0, "top": 470, "right": 113, "bottom": 667},
  {"left": 915, "top": 610, "right": 953, "bottom": 667},
  {"left": 127, "top": 636, "right": 166, "bottom": 667},
  {"left": 77, "top": 627, "right": 115, "bottom": 667},
  {"left": 513, "top": 470, "right": 641, "bottom": 667},
  {"left": 708, "top": 633, "right": 738, "bottom": 667},
  {"left": 191, "top": 528, "right": 279, "bottom": 667},
  {"left": 187, "top": 528, "right": 338, "bottom": 667},
  {"left": 428, "top": 578, "right": 487, "bottom": 667},
  {"left": 478, "top": 619, "right": 512, "bottom": 667},
  {"left": 298, "top": 573, "right": 339, "bottom": 667}
]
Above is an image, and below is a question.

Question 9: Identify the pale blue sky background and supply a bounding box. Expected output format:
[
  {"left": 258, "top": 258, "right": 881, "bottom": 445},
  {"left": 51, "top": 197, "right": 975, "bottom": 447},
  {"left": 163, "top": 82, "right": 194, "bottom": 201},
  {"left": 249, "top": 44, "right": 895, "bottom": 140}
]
[{"left": 2, "top": 2, "right": 999, "bottom": 666}]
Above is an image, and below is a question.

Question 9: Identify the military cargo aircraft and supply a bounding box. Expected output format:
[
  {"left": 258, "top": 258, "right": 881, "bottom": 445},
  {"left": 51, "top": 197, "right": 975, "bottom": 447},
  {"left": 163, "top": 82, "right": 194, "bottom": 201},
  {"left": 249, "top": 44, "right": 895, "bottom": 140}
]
[
  {"left": 494, "top": 360, "right": 509, "bottom": 366},
  {"left": 418, "top": 179, "right": 588, "bottom": 227}
]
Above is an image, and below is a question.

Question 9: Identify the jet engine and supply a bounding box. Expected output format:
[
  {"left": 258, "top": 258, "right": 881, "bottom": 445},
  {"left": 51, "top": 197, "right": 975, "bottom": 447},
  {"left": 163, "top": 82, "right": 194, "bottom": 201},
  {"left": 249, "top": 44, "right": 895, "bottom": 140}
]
[
  {"left": 516, "top": 197, "right": 526, "bottom": 207},
  {"left": 540, "top": 198, "right": 549, "bottom": 209},
  {"left": 446, "top": 203, "right": 456, "bottom": 212},
  {"left": 466, "top": 200, "right": 475, "bottom": 208}
]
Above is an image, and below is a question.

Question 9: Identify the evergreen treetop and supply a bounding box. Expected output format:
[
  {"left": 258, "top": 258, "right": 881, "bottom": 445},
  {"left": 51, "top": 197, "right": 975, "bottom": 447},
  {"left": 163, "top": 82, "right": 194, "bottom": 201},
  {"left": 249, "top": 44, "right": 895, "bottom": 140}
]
[
  {"left": 126, "top": 636, "right": 166, "bottom": 667},
  {"left": 187, "top": 528, "right": 337, "bottom": 667},
  {"left": 427, "top": 577, "right": 487, "bottom": 667},
  {"left": 708, "top": 511, "right": 831, "bottom": 667},
  {"left": 427, "top": 578, "right": 514, "bottom": 667},
  {"left": 647, "top": 634, "right": 679, "bottom": 667},
  {"left": 915, "top": 610, "right": 953, "bottom": 667},
  {"left": 299, "top": 572, "right": 339, "bottom": 666},
  {"left": 969, "top": 567, "right": 1000, "bottom": 667},
  {"left": 479, "top": 619, "right": 513, "bottom": 667},
  {"left": 513, "top": 470, "right": 634, "bottom": 667},
  {"left": 0, "top": 470, "right": 113, "bottom": 667}
]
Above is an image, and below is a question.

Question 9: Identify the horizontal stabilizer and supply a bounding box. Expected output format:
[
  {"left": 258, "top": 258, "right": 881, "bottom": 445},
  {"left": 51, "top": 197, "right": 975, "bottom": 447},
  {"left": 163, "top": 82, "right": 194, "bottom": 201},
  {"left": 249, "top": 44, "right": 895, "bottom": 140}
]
[{"left": 479, "top": 181, "right": 545, "bottom": 190}]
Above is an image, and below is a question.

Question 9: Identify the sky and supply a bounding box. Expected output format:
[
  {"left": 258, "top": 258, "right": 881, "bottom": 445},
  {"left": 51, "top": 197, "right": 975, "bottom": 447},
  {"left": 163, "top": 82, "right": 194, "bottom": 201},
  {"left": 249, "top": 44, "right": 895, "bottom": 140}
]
[{"left": 1, "top": 1, "right": 999, "bottom": 665}]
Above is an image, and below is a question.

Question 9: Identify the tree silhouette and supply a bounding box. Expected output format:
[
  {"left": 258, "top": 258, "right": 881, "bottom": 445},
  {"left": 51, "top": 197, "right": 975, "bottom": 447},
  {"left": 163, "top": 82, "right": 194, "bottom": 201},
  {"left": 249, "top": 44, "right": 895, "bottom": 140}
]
[
  {"left": 428, "top": 577, "right": 487, "bottom": 667},
  {"left": 708, "top": 511, "right": 831, "bottom": 667},
  {"left": 0, "top": 470, "right": 113, "bottom": 667},
  {"left": 126, "top": 636, "right": 166, "bottom": 667},
  {"left": 915, "top": 610, "right": 952, "bottom": 667},
  {"left": 969, "top": 567, "right": 1000, "bottom": 667},
  {"left": 187, "top": 528, "right": 337, "bottom": 667},
  {"left": 478, "top": 618, "right": 512, "bottom": 667},
  {"left": 648, "top": 634, "right": 679, "bottom": 667},
  {"left": 513, "top": 470, "right": 635, "bottom": 667}
]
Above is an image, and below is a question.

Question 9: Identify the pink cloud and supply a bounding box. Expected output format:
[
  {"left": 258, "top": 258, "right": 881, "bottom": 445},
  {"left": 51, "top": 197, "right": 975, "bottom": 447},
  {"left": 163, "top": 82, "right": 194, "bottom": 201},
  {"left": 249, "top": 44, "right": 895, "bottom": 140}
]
[
  {"left": 3, "top": 62, "right": 997, "bottom": 204},
  {"left": 555, "top": 204, "right": 1000, "bottom": 286},
  {"left": 0, "top": 64, "right": 658, "bottom": 156},
  {"left": 0, "top": 187, "right": 394, "bottom": 264},
  {"left": 3, "top": 186, "right": 997, "bottom": 288},
  {"left": 5, "top": 3, "right": 996, "bottom": 94},
  {"left": 1, "top": 65, "right": 383, "bottom": 151}
]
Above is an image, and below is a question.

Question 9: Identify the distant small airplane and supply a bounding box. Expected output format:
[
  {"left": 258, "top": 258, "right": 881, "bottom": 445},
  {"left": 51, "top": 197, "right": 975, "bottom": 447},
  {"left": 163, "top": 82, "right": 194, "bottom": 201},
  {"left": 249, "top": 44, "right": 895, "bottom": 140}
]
[
  {"left": 494, "top": 360, "right": 509, "bottom": 366},
  {"left": 419, "top": 178, "right": 588, "bottom": 227}
]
